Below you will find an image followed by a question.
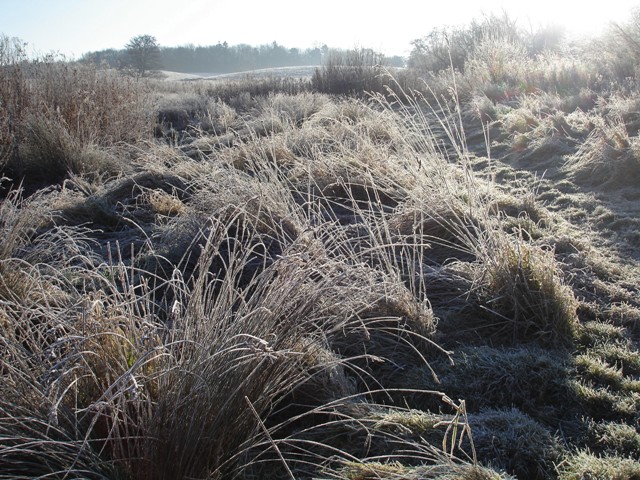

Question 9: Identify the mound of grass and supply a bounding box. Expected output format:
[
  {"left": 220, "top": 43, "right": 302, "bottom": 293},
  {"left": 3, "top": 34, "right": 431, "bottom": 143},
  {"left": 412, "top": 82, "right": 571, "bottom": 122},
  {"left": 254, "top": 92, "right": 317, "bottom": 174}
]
[
  {"left": 585, "top": 420, "right": 640, "bottom": 457},
  {"left": 474, "top": 238, "right": 579, "bottom": 347},
  {"left": 334, "top": 461, "right": 509, "bottom": 480},
  {"left": 564, "top": 108, "right": 640, "bottom": 189},
  {"left": 470, "top": 408, "right": 565, "bottom": 480},
  {"left": 557, "top": 452, "right": 640, "bottom": 480},
  {"left": 416, "top": 346, "right": 573, "bottom": 421}
]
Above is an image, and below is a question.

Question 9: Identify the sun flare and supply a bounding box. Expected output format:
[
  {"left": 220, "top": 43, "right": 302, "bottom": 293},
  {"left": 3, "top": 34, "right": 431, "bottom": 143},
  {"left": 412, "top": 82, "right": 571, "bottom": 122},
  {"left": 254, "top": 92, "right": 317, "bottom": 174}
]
[{"left": 498, "top": 0, "right": 639, "bottom": 36}]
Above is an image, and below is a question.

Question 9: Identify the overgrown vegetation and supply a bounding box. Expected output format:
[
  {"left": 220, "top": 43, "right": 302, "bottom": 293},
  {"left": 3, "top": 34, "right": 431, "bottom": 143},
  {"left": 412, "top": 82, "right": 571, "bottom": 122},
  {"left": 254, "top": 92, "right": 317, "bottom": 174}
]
[{"left": 1, "top": 10, "right": 640, "bottom": 479}]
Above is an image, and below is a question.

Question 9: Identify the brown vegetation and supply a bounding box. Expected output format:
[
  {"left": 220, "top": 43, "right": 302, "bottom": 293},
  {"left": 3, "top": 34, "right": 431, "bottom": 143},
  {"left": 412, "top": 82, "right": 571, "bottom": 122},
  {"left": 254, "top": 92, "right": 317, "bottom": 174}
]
[{"left": 1, "top": 12, "right": 640, "bottom": 478}]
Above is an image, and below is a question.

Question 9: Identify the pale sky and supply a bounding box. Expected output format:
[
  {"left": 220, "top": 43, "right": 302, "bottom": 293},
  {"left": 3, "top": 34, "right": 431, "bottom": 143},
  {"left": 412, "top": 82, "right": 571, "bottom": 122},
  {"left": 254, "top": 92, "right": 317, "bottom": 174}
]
[{"left": 1, "top": 0, "right": 639, "bottom": 59}]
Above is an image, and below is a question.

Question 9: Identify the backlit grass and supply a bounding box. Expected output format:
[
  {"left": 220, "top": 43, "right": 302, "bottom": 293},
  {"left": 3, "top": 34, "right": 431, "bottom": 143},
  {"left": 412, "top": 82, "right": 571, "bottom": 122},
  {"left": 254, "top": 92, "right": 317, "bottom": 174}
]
[{"left": 1, "top": 15, "right": 640, "bottom": 478}]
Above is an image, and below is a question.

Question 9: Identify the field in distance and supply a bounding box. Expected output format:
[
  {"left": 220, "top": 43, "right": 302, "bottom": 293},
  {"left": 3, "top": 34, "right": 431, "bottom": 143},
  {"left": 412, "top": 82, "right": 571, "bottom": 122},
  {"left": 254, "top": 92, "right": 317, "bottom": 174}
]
[{"left": 159, "top": 65, "right": 319, "bottom": 81}]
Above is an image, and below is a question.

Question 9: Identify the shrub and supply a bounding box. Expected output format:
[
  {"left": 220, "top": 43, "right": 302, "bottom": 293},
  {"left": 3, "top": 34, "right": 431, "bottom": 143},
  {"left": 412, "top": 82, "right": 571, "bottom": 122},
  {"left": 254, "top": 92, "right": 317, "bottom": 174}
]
[
  {"left": 26, "top": 61, "right": 152, "bottom": 145},
  {"left": 0, "top": 52, "right": 153, "bottom": 189},
  {"left": 0, "top": 35, "right": 29, "bottom": 168},
  {"left": 472, "top": 34, "right": 528, "bottom": 82},
  {"left": 15, "top": 113, "right": 128, "bottom": 183},
  {"left": 590, "top": 8, "right": 640, "bottom": 87},
  {"left": 311, "top": 48, "right": 388, "bottom": 96},
  {"left": 408, "top": 12, "right": 556, "bottom": 77}
]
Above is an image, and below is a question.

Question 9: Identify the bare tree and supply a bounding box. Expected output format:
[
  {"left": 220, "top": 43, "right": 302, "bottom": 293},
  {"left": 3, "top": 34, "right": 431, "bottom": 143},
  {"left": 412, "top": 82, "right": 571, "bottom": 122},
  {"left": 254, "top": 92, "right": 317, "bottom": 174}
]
[{"left": 125, "top": 34, "right": 161, "bottom": 77}]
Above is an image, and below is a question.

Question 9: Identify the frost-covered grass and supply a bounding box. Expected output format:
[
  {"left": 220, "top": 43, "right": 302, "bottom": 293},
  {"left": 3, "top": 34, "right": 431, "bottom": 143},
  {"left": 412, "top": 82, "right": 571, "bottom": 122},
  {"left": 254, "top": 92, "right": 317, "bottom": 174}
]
[{"left": 1, "top": 23, "right": 640, "bottom": 479}]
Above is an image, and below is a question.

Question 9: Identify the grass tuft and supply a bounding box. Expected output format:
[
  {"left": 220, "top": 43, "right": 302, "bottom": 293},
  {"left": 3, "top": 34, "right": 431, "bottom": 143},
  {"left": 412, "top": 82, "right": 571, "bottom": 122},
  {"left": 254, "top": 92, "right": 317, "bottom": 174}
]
[
  {"left": 557, "top": 451, "right": 640, "bottom": 480},
  {"left": 475, "top": 238, "right": 579, "bottom": 347}
]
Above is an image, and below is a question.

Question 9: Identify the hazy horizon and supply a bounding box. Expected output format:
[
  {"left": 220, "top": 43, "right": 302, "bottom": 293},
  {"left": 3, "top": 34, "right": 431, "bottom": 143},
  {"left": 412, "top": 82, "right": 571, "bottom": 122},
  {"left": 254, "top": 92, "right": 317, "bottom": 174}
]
[{"left": 2, "top": 0, "right": 639, "bottom": 60}]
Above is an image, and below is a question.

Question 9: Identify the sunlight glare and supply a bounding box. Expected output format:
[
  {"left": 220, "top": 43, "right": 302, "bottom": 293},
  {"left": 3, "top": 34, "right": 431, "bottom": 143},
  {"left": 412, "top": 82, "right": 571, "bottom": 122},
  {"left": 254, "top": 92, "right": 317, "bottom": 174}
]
[{"left": 500, "top": 1, "right": 639, "bottom": 36}]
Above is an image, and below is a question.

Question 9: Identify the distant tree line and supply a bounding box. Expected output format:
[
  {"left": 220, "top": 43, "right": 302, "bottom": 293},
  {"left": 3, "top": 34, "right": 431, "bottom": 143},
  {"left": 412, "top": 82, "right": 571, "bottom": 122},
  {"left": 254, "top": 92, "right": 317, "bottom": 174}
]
[
  {"left": 83, "top": 41, "right": 314, "bottom": 74},
  {"left": 83, "top": 39, "right": 405, "bottom": 74},
  {"left": 162, "top": 42, "right": 328, "bottom": 72}
]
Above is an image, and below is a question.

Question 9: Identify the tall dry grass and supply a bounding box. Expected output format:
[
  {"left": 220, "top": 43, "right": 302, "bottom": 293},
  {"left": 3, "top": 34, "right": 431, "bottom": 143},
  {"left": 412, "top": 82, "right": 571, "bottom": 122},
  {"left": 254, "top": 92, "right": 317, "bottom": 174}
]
[
  {"left": 0, "top": 38, "right": 154, "bottom": 189},
  {"left": 2, "top": 22, "right": 639, "bottom": 477},
  {"left": 0, "top": 72, "right": 519, "bottom": 478}
]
